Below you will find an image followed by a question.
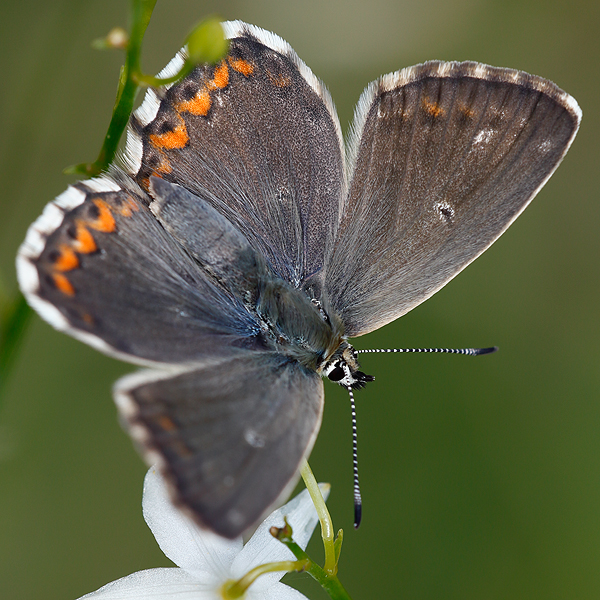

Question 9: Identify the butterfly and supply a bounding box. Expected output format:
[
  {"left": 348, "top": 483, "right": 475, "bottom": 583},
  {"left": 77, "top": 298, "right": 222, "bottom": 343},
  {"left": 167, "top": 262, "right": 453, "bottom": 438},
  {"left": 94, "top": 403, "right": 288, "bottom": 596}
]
[{"left": 17, "top": 21, "right": 580, "bottom": 538}]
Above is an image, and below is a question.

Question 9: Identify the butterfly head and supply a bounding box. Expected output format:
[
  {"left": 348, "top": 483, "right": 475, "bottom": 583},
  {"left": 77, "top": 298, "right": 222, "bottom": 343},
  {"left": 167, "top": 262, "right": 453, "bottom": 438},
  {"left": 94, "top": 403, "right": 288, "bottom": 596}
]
[{"left": 321, "top": 342, "right": 375, "bottom": 390}]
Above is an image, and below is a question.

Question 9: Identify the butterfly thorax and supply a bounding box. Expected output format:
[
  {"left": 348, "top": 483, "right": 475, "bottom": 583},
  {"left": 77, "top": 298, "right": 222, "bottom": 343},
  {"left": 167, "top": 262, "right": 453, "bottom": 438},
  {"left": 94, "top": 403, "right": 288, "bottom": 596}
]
[
  {"left": 254, "top": 276, "right": 341, "bottom": 369},
  {"left": 253, "top": 275, "right": 373, "bottom": 388}
]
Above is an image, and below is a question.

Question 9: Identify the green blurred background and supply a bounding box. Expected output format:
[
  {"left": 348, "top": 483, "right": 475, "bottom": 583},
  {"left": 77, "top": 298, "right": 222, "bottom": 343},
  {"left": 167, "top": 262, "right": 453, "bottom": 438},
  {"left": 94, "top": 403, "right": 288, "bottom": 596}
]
[{"left": 1, "top": 1, "right": 598, "bottom": 598}]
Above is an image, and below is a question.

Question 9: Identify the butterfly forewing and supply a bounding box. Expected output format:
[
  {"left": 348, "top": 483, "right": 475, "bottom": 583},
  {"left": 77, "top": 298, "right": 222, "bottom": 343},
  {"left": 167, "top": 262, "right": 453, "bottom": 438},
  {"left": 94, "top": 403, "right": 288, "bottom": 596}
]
[
  {"left": 128, "top": 21, "right": 345, "bottom": 287},
  {"left": 17, "top": 172, "right": 261, "bottom": 366},
  {"left": 324, "top": 62, "right": 581, "bottom": 337}
]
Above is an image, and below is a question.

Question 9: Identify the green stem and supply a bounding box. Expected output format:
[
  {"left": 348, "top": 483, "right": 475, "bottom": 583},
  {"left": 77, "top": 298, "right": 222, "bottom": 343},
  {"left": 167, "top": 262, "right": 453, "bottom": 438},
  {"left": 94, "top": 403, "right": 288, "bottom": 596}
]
[
  {"left": 0, "top": 294, "right": 31, "bottom": 399},
  {"left": 277, "top": 537, "right": 352, "bottom": 600},
  {"left": 222, "top": 559, "right": 309, "bottom": 599},
  {"left": 301, "top": 460, "right": 337, "bottom": 575},
  {"left": 84, "top": 0, "right": 157, "bottom": 175},
  {"left": 133, "top": 64, "right": 195, "bottom": 88}
]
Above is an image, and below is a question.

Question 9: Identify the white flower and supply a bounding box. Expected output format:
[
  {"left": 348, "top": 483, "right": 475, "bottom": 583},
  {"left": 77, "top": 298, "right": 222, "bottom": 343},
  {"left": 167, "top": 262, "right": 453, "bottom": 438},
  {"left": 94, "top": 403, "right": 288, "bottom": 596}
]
[{"left": 78, "top": 466, "right": 329, "bottom": 600}]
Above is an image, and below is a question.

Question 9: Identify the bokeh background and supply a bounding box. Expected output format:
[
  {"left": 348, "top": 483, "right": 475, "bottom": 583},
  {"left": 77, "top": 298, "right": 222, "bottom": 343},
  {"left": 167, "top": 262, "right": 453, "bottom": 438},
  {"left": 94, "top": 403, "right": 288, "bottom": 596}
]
[{"left": 1, "top": 1, "right": 598, "bottom": 598}]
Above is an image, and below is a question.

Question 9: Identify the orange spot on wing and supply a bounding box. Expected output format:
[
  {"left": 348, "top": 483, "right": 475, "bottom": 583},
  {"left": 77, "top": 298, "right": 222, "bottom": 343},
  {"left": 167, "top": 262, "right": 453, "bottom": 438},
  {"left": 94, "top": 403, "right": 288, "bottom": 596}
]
[
  {"left": 173, "top": 440, "right": 193, "bottom": 457},
  {"left": 228, "top": 57, "right": 254, "bottom": 76},
  {"left": 209, "top": 61, "right": 229, "bottom": 89},
  {"left": 82, "top": 313, "right": 94, "bottom": 325},
  {"left": 118, "top": 196, "right": 140, "bottom": 218},
  {"left": 177, "top": 62, "right": 229, "bottom": 117},
  {"left": 422, "top": 98, "right": 445, "bottom": 118},
  {"left": 89, "top": 199, "right": 116, "bottom": 232},
  {"left": 54, "top": 244, "right": 79, "bottom": 271},
  {"left": 156, "top": 157, "right": 172, "bottom": 174},
  {"left": 267, "top": 71, "right": 291, "bottom": 87},
  {"left": 158, "top": 415, "right": 177, "bottom": 432},
  {"left": 458, "top": 104, "right": 476, "bottom": 119},
  {"left": 53, "top": 273, "right": 75, "bottom": 296},
  {"left": 72, "top": 223, "right": 97, "bottom": 254},
  {"left": 177, "top": 89, "right": 212, "bottom": 116},
  {"left": 149, "top": 121, "right": 189, "bottom": 149}
]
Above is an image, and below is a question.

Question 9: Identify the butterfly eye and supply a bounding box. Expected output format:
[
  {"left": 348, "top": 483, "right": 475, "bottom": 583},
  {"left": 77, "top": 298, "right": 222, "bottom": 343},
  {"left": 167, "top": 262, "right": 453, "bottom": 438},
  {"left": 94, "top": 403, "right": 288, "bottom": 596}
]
[{"left": 327, "top": 364, "right": 345, "bottom": 382}]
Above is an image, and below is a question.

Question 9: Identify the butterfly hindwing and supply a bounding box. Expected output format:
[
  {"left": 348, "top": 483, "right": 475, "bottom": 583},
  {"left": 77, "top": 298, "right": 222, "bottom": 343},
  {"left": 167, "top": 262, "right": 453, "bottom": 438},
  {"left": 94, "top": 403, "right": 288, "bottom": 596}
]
[
  {"left": 148, "top": 176, "right": 271, "bottom": 304},
  {"left": 323, "top": 61, "right": 581, "bottom": 337},
  {"left": 115, "top": 352, "right": 324, "bottom": 539}
]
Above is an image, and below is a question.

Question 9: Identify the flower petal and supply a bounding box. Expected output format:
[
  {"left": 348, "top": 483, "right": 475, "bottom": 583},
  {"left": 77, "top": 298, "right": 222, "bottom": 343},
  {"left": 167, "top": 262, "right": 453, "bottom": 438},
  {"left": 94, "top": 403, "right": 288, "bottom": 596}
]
[
  {"left": 142, "top": 466, "right": 242, "bottom": 579},
  {"left": 231, "top": 484, "right": 330, "bottom": 590},
  {"left": 77, "top": 567, "right": 219, "bottom": 599},
  {"left": 249, "top": 581, "right": 311, "bottom": 599}
]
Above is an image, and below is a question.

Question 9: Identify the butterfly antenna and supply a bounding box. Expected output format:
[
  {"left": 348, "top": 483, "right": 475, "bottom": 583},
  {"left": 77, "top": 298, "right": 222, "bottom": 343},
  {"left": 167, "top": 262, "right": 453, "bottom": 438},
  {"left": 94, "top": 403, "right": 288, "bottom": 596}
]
[
  {"left": 345, "top": 346, "right": 496, "bottom": 530},
  {"left": 346, "top": 383, "right": 362, "bottom": 529},
  {"left": 356, "top": 346, "right": 498, "bottom": 356}
]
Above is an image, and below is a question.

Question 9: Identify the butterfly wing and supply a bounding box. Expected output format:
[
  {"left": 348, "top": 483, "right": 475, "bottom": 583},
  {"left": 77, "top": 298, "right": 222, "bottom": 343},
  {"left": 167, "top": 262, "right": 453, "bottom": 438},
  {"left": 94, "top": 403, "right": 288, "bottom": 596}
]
[
  {"left": 16, "top": 172, "right": 263, "bottom": 366},
  {"left": 115, "top": 352, "right": 324, "bottom": 539},
  {"left": 322, "top": 61, "right": 581, "bottom": 337},
  {"left": 18, "top": 172, "right": 325, "bottom": 538},
  {"left": 126, "top": 21, "right": 345, "bottom": 286}
]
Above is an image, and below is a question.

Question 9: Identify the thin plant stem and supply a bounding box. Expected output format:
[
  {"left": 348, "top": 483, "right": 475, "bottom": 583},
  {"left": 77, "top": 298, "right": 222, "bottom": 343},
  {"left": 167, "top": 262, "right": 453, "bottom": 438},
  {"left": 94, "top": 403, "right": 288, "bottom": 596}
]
[
  {"left": 274, "top": 531, "right": 352, "bottom": 600},
  {"left": 0, "top": 294, "right": 31, "bottom": 399},
  {"left": 82, "top": 0, "right": 157, "bottom": 176},
  {"left": 301, "top": 460, "right": 337, "bottom": 575},
  {"left": 222, "top": 559, "right": 310, "bottom": 599}
]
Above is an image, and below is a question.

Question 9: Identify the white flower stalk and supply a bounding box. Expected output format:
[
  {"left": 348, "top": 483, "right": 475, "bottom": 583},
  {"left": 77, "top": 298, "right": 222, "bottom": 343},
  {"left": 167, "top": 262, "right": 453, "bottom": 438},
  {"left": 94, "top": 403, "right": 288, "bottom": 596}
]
[{"left": 78, "top": 466, "right": 329, "bottom": 600}]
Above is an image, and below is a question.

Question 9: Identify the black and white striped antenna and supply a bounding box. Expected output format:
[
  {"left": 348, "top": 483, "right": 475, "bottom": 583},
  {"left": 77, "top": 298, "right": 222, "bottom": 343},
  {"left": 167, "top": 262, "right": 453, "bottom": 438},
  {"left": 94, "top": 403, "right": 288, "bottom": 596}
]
[
  {"left": 348, "top": 345, "right": 497, "bottom": 529},
  {"left": 356, "top": 346, "right": 498, "bottom": 356},
  {"left": 346, "top": 383, "right": 362, "bottom": 528}
]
